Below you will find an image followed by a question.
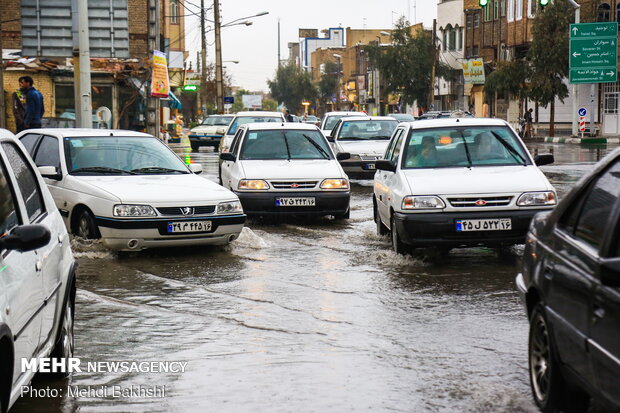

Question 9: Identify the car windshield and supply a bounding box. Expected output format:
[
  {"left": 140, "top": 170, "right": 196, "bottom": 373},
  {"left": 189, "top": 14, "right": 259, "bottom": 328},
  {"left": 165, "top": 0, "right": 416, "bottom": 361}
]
[
  {"left": 306, "top": 115, "right": 318, "bottom": 122},
  {"left": 338, "top": 119, "right": 398, "bottom": 140},
  {"left": 401, "top": 126, "right": 531, "bottom": 169},
  {"left": 227, "top": 116, "right": 282, "bottom": 135},
  {"left": 202, "top": 116, "right": 233, "bottom": 126},
  {"left": 239, "top": 130, "right": 333, "bottom": 160},
  {"left": 65, "top": 136, "right": 190, "bottom": 175},
  {"left": 324, "top": 114, "right": 364, "bottom": 130}
]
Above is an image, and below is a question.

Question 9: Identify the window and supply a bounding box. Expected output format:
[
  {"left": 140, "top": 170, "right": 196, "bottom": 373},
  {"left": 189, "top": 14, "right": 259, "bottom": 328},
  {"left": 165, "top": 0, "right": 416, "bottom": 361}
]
[
  {"left": 20, "top": 133, "right": 40, "bottom": 155},
  {"left": 598, "top": 3, "right": 611, "bottom": 22},
  {"left": 474, "top": 14, "right": 480, "bottom": 28},
  {"left": 515, "top": 0, "right": 523, "bottom": 20},
  {"left": 230, "top": 129, "right": 244, "bottom": 156},
  {"left": 573, "top": 161, "right": 620, "bottom": 251},
  {"left": 34, "top": 136, "right": 60, "bottom": 169},
  {"left": 466, "top": 47, "right": 471, "bottom": 58},
  {"left": 458, "top": 28, "right": 463, "bottom": 50},
  {"left": 449, "top": 26, "right": 456, "bottom": 51},
  {"left": 466, "top": 15, "right": 472, "bottom": 30},
  {"left": 501, "top": 0, "right": 506, "bottom": 17},
  {"left": 528, "top": 0, "right": 539, "bottom": 18},
  {"left": 1, "top": 143, "right": 44, "bottom": 222},
  {"left": 390, "top": 130, "right": 406, "bottom": 164},
  {"left": 169, "top": 0, "right": 179, "bottom": 24},
  {"left": 507, "top": 0, "right": 515, "bottom": 21},
  {"left": 443, "top": 29, "right": 448, "bottom": 51},
  {"left": 385, "top": 129, "right": 403, "bottom": 161},
  {"left": 617, "top": 3, "right": 620, "bottom": 24},
  {"left": 494, "top": 0, "right": 500, "bottom": 19},
  {"left": 473, "top": 46, "right": 479, "bottom": 56},
  {"left": 484, "top": 3, "right": 492, "bottom": 22},
  {"left": 0, "top": 161, "right": 20, "bottom": 237}
]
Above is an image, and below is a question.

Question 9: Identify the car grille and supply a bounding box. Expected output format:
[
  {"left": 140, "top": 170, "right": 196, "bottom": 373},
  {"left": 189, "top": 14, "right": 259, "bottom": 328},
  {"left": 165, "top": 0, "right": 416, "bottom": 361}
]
[
  {"left": 270, "top": 181, "right": 318, "bottom": 189},
  {"left": 448, "top": 196, "right": 512, "bottom": 207},
  {"left": 360, "top": 156, "right": 381, "bottom": 161},
  {"left": 156, "top": 205, "right": 216, "bottom": 215}
]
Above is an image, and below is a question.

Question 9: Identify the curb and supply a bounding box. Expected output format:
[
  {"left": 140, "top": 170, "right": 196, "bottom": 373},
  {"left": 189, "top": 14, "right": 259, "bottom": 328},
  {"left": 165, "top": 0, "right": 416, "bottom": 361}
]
[{"left": 542, "top": 137, "right": 620, "bottom": 144}]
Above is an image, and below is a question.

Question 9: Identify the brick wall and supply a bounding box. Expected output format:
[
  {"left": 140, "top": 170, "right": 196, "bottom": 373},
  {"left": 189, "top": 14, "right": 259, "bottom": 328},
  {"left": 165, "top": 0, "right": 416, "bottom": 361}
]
[
  {"left": 2, "top": 0, "right": 22, "bottom": 49},
  {"left": 129, "top": 0, "right": 149, "bottom": 58},
  {"left": 3, "top": 72, "right": 54, "bottom": 133}
]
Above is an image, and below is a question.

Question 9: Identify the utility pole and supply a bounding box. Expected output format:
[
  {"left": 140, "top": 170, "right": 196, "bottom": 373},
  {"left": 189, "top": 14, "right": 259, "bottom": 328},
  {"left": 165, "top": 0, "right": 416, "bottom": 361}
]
[
  {"left": 429, "top": 18, "right": 437, "bottom": 110},
  {"left": 147, "top": 0, "right": 160, "bottom": 137},
  {"left": 568, "top": 0, "right": 580, "bottom": 137},
  {"left": 277, "top": 19, "right": 281, "bottom": 67},
  {"left": 200, "top": 0, "right": 207, "bottom": 117},
  {"left": 214, "top": 0, "right": 224, "bottom": 114},
  {"left": 75, "top": 0, "right": 92, "bottom": 128},
  {"left": 0, "top": 19, "right": 6, "bottom": 129}
]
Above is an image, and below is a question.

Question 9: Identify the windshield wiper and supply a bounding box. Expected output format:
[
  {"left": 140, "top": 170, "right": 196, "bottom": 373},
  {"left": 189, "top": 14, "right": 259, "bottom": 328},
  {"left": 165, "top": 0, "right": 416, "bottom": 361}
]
[
  {"left": 458, "top": 133, "right": 473, "bottom": 167},
  {"left": 71, "top": 167, "right": 136, "bottom": 175},
  {"left": 282, "top": 132, "right": 291, "bottom": 161},
  {"left": 302, "top": 134, "right": 330, "bottom": 159},
  {"left": 490, "top": 131, "right": 527, "bottom": 166},
  {"left": 130, "top": 166, "right": 189, "bottom": 174},
  {"left": 366, "top": 135, "right": 392, "bottom": 140},
  {"left": 339, "top": 137, "right": 365, "bottom": 141}
]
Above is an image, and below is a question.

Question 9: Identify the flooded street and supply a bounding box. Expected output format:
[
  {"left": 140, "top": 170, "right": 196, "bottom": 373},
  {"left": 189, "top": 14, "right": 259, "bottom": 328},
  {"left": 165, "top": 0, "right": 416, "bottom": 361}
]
[{"left": 13, "top": 143, "right": 617, "bottom": 413}]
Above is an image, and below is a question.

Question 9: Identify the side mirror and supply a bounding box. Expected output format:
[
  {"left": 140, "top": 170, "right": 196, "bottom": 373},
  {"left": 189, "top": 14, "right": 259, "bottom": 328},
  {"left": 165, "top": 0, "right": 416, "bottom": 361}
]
[
  {"left": 534, "top": 154, "right": 554, "bottom": 166},
  {"left": 0, "top": 224, "right": 51, "bottom": 252},
  {"left": 601, "top": 258, "right": 620, "bottom": 287},
  {"left": 220, "top": 152, "right": 237, "bottom": 162},
  {"left": 375, "top": 159, "right": 396, "bottom": 172},
  {"left": 336, "top": 152, "right": 351, "bottom": 161},
  {"left": 38, "top": 166, "right": 62, "bottom": 181},
  {"left": 188, "top": 164, "right": 203, "bottom": 174}
]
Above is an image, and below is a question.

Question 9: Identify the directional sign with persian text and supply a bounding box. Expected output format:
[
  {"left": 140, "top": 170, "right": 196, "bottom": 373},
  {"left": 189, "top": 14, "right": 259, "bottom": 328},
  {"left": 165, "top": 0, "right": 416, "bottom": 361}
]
[{"left": 569, "top": 22, "right": 618, "bottom": 84}]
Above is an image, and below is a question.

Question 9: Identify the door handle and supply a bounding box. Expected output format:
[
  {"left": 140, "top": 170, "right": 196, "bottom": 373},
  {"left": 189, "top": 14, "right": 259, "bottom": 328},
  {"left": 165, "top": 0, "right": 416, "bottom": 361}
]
[
  {"left": 593, "top": 305, "right": 606, "bottom": 320},
  {"left": 35, "top": 260, "right": 42, "bottom": 272},
  {"left": 58, "top": 234, "right": 63, "bottom": 245}
]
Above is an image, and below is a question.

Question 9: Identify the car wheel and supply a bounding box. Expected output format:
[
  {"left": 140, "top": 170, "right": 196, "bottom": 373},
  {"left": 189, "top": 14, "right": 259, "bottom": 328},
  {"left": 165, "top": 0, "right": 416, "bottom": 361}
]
[
  {"left": 49, "top": 295, "right": 74, "bottom": 377},
  {"left": 76, "top": 210, "right": 100, "bottom": 240},
  {"left": 374, "top": 200, "right": 388, "bottom": 236},
  {"left": 190, "top": 141, "right": 200, "bottom": 152},
  {"left": 390, "top": 215, "right": 409, "bottom": 255},
  {"left": 529, "top": 304, "right": 590, "bottom": 413},
  {"left": 0, "top": 354, "right": 10, "bottom": 413}
]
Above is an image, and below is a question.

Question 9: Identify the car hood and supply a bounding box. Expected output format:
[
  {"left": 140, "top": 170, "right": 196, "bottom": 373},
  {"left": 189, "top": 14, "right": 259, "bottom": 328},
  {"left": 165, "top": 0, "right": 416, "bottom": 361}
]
[
  {"left": 239, "top": 160, "right": 345, "bottom": 180},
  {"left": 75, "top": 174, "right": 235, "bottom": 204},
  {"left": 335, "top": 140, "right": 390, "bottom": 157},
  {"left": 402, "top": 165, "right": 554, "bottom": 195},
  {"left": 190, "top": 125, "right": 222, "bottom": 135}
]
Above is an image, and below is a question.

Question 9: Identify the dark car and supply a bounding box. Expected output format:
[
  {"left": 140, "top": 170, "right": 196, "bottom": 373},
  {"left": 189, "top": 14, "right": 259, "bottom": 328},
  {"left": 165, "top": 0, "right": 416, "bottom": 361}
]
[{"left": 516, "top": 147, "right": 620, "bottom": 412}]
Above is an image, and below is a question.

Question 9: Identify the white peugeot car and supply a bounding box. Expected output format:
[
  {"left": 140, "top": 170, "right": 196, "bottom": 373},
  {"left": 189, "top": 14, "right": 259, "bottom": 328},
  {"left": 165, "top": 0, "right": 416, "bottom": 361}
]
[
  {"left": 0, "top": 129, "right": 76, "bottom": 412},
  {"left": 18, "top": 129, "right": 246, "bottom": 251},
  {"left": 319, "top": 111, "right": 366, "bottom": 139},
  {"left": 373, "top": 118, "right": 557, "bottom": 254},
  {"left": 218, "top": 111, "right": 286, "bottom": 153},
  {"left": 328, "top": 116, "right": 399, "bottom": 179},
  {"left": 220, "top": 123, "right": 351, "bottom": 218},
  {"left": 188, "top": 114, "right": 234, "bottom": 152}
]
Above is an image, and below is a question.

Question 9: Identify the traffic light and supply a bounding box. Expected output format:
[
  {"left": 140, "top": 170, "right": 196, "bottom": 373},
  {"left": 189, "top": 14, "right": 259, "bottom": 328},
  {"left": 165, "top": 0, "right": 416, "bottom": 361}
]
[
  {"left": 539, "top": 0, "right": 550, "bottom": 7},
  {"left": 479, "top": 0, "right": 488, "bottom": 6}
]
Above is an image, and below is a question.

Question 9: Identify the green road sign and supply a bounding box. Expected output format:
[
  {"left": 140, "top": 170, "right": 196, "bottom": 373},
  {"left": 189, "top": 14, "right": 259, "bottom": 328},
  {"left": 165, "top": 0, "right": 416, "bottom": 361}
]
[
  {"left": 182, "top": 84, "right": 198, "bottom": 92},
  {"left": 570, "top": 22, "right": 618, "bottom": 84}
]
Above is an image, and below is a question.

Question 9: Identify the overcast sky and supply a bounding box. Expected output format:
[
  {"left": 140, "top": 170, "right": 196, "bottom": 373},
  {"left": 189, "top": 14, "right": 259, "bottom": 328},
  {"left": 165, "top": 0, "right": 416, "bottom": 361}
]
[{"left": 184, "top": 0, "right": 438, "bottom": 92}]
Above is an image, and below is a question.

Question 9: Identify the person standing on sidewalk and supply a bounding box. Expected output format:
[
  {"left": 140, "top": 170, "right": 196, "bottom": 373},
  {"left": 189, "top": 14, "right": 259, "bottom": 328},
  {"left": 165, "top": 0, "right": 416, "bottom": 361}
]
[
  {"left": 524, "top": 108, "right": 533, "bottom": 138},
  {"left": 19, "top": 76, "right": 45, "bottom": 129},
  {"left": 11, "top": 89, "right": 26, "bottom": 133}
]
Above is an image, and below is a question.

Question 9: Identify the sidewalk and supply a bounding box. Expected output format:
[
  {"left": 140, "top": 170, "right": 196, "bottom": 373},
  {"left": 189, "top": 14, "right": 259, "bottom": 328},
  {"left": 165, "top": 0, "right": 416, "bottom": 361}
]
[{"left": 541, "top": 136, "right": 620, "bottom": 144}]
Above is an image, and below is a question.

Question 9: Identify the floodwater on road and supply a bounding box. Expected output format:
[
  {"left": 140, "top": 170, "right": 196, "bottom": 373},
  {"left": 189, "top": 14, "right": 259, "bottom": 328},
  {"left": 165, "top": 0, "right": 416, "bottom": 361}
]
[{"left": 12, "top": 142, "right": 617, "bottom": 413}]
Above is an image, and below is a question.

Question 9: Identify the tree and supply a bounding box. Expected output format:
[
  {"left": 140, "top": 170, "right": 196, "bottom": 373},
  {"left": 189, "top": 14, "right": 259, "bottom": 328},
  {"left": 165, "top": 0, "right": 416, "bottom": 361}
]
[
  {"left": 262, "top": 98, "right": 277, "bottom": 111},
  {"left": 527, "top": 0, "right": 572, "bottom": 137},
  {"left": 318, "top": 61, "right": 339, "bottom": 108},
  {"left": 366, "top": 17, "right": 446, "bottom": 109},
  {"left": 268, "top": 63, "right": 318, "bottom": 114},
  {"left": 484, "top": 60, "right": 529, "bottom": 118}
]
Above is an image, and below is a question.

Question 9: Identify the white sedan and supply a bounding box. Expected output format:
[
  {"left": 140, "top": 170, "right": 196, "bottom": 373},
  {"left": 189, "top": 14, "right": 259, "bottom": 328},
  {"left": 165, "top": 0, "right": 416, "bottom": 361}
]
[
  {"left": 18, "top": 129, "right": 246, "bottom": 251},
  {"left": 220, "top": 123, "right": 351, "bottom": 218}
]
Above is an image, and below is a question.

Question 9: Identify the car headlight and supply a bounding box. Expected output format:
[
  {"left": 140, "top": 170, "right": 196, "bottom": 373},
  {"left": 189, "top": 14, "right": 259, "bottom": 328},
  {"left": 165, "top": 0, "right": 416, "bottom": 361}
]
[
  {"left": 402, "top": 196, "right": 446, "bottom": 210},
  {"left": 217, "top": 200, "right": 243, "bottom": 214},
  {"left": 113, "top": 204, "right": 157, "bottom": 217},
  {"left": 320, "top": 179, "right": 349, "bottom": 189},
  {"left": 517, "top": 191, "right": 556, "bottom": 206},
  {"left": 238, "top": 179, "right": 270, "bottom": 190}
]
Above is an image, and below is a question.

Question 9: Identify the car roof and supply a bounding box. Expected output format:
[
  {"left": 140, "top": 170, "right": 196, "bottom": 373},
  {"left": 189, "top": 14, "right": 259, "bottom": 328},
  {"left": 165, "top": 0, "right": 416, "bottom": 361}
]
[
  {"left": 241, "top": 123, "right": 320, "bottom": 131},
  {"left": 338, "top": 116, "right": 398, "bottom": 122},
  {"left": 404, "top": 117, "right": 510, "bottom": 129},
  {"left": 18, "top": 128, "right": 153, "bottom": 138},
  {"left": 324, "top": 111, "right": 366, "bottom": 116},
  {"left": 0, "top": 128, "right": 16, "bottom": 140},
  {"left": 234, "top": 111, "right": 284, "bottom": 117}
]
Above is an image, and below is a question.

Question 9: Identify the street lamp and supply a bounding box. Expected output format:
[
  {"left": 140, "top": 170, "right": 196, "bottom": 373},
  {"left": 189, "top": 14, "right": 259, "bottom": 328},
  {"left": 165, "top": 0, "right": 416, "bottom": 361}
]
[
  {"left": 333, "top": 54, "right": 342, "bottom": 111},
  {"left": 215, "top": 8, "right": 269, "bottom": 113}
]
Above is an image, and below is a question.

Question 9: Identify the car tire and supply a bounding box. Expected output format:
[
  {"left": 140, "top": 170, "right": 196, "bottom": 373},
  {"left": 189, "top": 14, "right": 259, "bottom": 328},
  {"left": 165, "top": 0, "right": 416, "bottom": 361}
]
[
  {"left": 528, "top": 304, "right": 590, "bottom": 413},
  {"left": 0, "top": 353, "right": 10, "bottom": 413},
  {"left": 390, "top": 215, "right": 409, "bottom": 255},
  {"left": 374, "top": 200, "right": 388, "bottom": 236},
  {"left": 335, "top": 208, "right": 350, "bottom": 220},
  {"left": 48, "top": 295, "right": 74, "bottom": 378},
  {"left": 190, "top": 141, "right": 200, "bottom": 152},
  {"left": 76, "top": 210, "right": 100, "bottom": 240}
]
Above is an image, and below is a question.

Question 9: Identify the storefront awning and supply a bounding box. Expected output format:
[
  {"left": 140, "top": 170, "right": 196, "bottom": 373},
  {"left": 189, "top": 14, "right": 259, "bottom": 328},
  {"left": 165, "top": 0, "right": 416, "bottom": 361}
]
[{"left": 164, "top": 90, "right": 183, "bottom": 110}]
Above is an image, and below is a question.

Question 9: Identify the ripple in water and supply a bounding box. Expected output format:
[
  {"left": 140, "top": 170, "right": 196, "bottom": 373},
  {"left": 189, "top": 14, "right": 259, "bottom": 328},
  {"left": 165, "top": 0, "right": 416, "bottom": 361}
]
[{"left": 70, "top": 236, "right": 115, "bottom": 259}]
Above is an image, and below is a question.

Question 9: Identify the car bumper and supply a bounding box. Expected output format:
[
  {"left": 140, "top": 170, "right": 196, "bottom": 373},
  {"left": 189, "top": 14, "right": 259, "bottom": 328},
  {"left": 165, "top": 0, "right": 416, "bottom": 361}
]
[
  {"left": 234, "top": 191, "right": 350, "bottom": 216},
  {"left": 393, "top": 209, "right": 552, "bottom": 248},
  {"left": 189, "top": 135, "right": 222, "bottom": 147},
  {"left": 95, "top": 214, "right": 246, "bottom": 251},
  {"left": 515, "top": 272, "right": 528, "bottom": 313},
  {"left": 339, "top": 160, "right": 378, "bottom": 179}
]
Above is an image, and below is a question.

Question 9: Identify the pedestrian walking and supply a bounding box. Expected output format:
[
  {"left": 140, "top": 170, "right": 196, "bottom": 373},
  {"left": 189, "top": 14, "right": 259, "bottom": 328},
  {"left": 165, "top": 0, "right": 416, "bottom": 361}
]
[
  {"left": 19, "top": 76, "right": 45, "bottom": 130},
  {"left": 524, "top": 108, "right": 533, "bottom": 138},
  {"left": 11, "top": 89, "right": 26, "bottom": 133}
]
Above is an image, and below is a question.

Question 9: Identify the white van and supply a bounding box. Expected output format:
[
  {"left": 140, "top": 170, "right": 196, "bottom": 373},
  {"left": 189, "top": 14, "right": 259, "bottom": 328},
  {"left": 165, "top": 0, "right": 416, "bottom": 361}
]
[{"left": 373, "top": 118, "right": 556, "bottom": 254}]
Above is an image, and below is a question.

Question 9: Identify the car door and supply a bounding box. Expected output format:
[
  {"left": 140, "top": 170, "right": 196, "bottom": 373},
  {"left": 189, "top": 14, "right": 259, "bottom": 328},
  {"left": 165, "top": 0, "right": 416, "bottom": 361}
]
[
  {"left": 221, "top": 128, "right": 245, "bottom": 190},
  {"left": 31, "top": 134, "right": 63, "bottom": 205},
  {"left": 0, "top": 145, "right": 44, "bottom": 387},
  {"left": 375, "top": 128, "right": 405, "bottom": 225},
  {"left": 544, "top": 160, "right": 620, "bottom": 384},
  {"left": 2, "top": 141, "right": 63, "bottom": 352}
]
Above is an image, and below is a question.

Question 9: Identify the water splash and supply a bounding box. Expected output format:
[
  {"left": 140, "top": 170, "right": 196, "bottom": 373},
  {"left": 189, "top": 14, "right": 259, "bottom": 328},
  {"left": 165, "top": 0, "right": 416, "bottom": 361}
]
[
  {"left": 231, "top": 227, "right": 270, "bottom": 249},
  {"left": 70, "top": 236, "right": 115, "bottom": 259}
]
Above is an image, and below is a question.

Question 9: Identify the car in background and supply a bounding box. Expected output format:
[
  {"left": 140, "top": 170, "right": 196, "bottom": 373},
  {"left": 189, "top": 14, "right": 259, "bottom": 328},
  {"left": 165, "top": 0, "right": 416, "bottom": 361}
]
[
  {"left": 319, "top": 111, "right": 366, "bottom": 139},
  {"left": 373, "top": 118, "right": 556, "bottom": 254},
  {"left": 516, "top": 147, "right": 620, "bottom": 413},
  {"left": 388, "top": 113, "right": 416, "bottom": 123},
  {"left": 220, "top": 123, "right": 351, "bottom": 219},
  {"left": 290, "top": 115, "right": 303, "bottom": 123},
  {"left": 303, "top": 115, "right": 320, "bottom": 126},
  {"left": 328, "top": 116, "right": 399, "bottom": 179},
  {"left": 218, "top": 111, "right": 286, "bottom": 153},
  {"left": 0, "top": 129, "right": 76, "bottom": 413},
  {"left": 417, "top": 111, "right": 473, "bottom": 120},
  {"left": 18, "top": 129, "right": 246, "bottom": 251},
  {"left": 188, "top": 114, "right": 234, "bottom": 152}
]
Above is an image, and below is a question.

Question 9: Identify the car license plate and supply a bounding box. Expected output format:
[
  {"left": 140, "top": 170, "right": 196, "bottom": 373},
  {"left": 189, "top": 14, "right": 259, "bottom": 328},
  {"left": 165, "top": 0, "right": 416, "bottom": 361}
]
[
  {"left": 363, "top": 163, "right": 376, "bottom": 170},
  {"left": 275, "top": 197, "right": 316, "bottom": 207},
  {"left": 455, "top": 218, "right": 512, "bottom": 232},
  {"left": 167, "top": 220, "right": 212, "bottom": 233}
]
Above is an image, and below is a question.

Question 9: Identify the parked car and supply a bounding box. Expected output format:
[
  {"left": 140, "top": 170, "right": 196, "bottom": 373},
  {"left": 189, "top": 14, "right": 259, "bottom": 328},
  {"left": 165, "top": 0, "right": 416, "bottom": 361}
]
[
  {"left": 417, "top": 111, "right": 473, "bottom": 120},
  {"left": 218, "top": 111, "right": 286, "bottom": 153},
  {"left": 219, "top": 123, "right": 351, "bottom": 218},
  {"left": 0, "top": 129, "right": 76, "bottom": 412},
  {"left": 516, "top": 147, "right": 620, "bottom": 413},
  {"left": 303, "top": 115, "right": 320, "bottom": 126},
  {"left": 373, "top": 118, "right": 556, "bottom": 254},
  {"left": 328, "top": 116, "right": 399, "bottom": 179},
  {"left": 18, "top": 129, "right": 246, "bottom": 251},
  {"left": 319, "top": 111, "right": 366, "bottom": 139},
  {"left": 388, "top": 113, "right": 416, "bottom": 123},
  {"left": 188, "top": 114, "right": 234, "bottom": 152}
]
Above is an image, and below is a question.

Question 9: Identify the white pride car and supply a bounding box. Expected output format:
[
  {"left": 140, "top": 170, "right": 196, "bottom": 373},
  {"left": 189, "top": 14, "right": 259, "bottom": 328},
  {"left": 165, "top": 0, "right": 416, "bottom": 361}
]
[
  {"left": 319, "top": 111, "right": 366, "bottom": 139},
  {"left": 18, "top": 129, "right": 246, "bottom": 251},
  {"left": 373, "top": 118, "right": 557, "bottom": 254},
  {"left": 220, "top": 123, "right": 351, "bottom": 218},
  {"left": 218, "top": 111, "right": 286, "bottom": 153}
]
